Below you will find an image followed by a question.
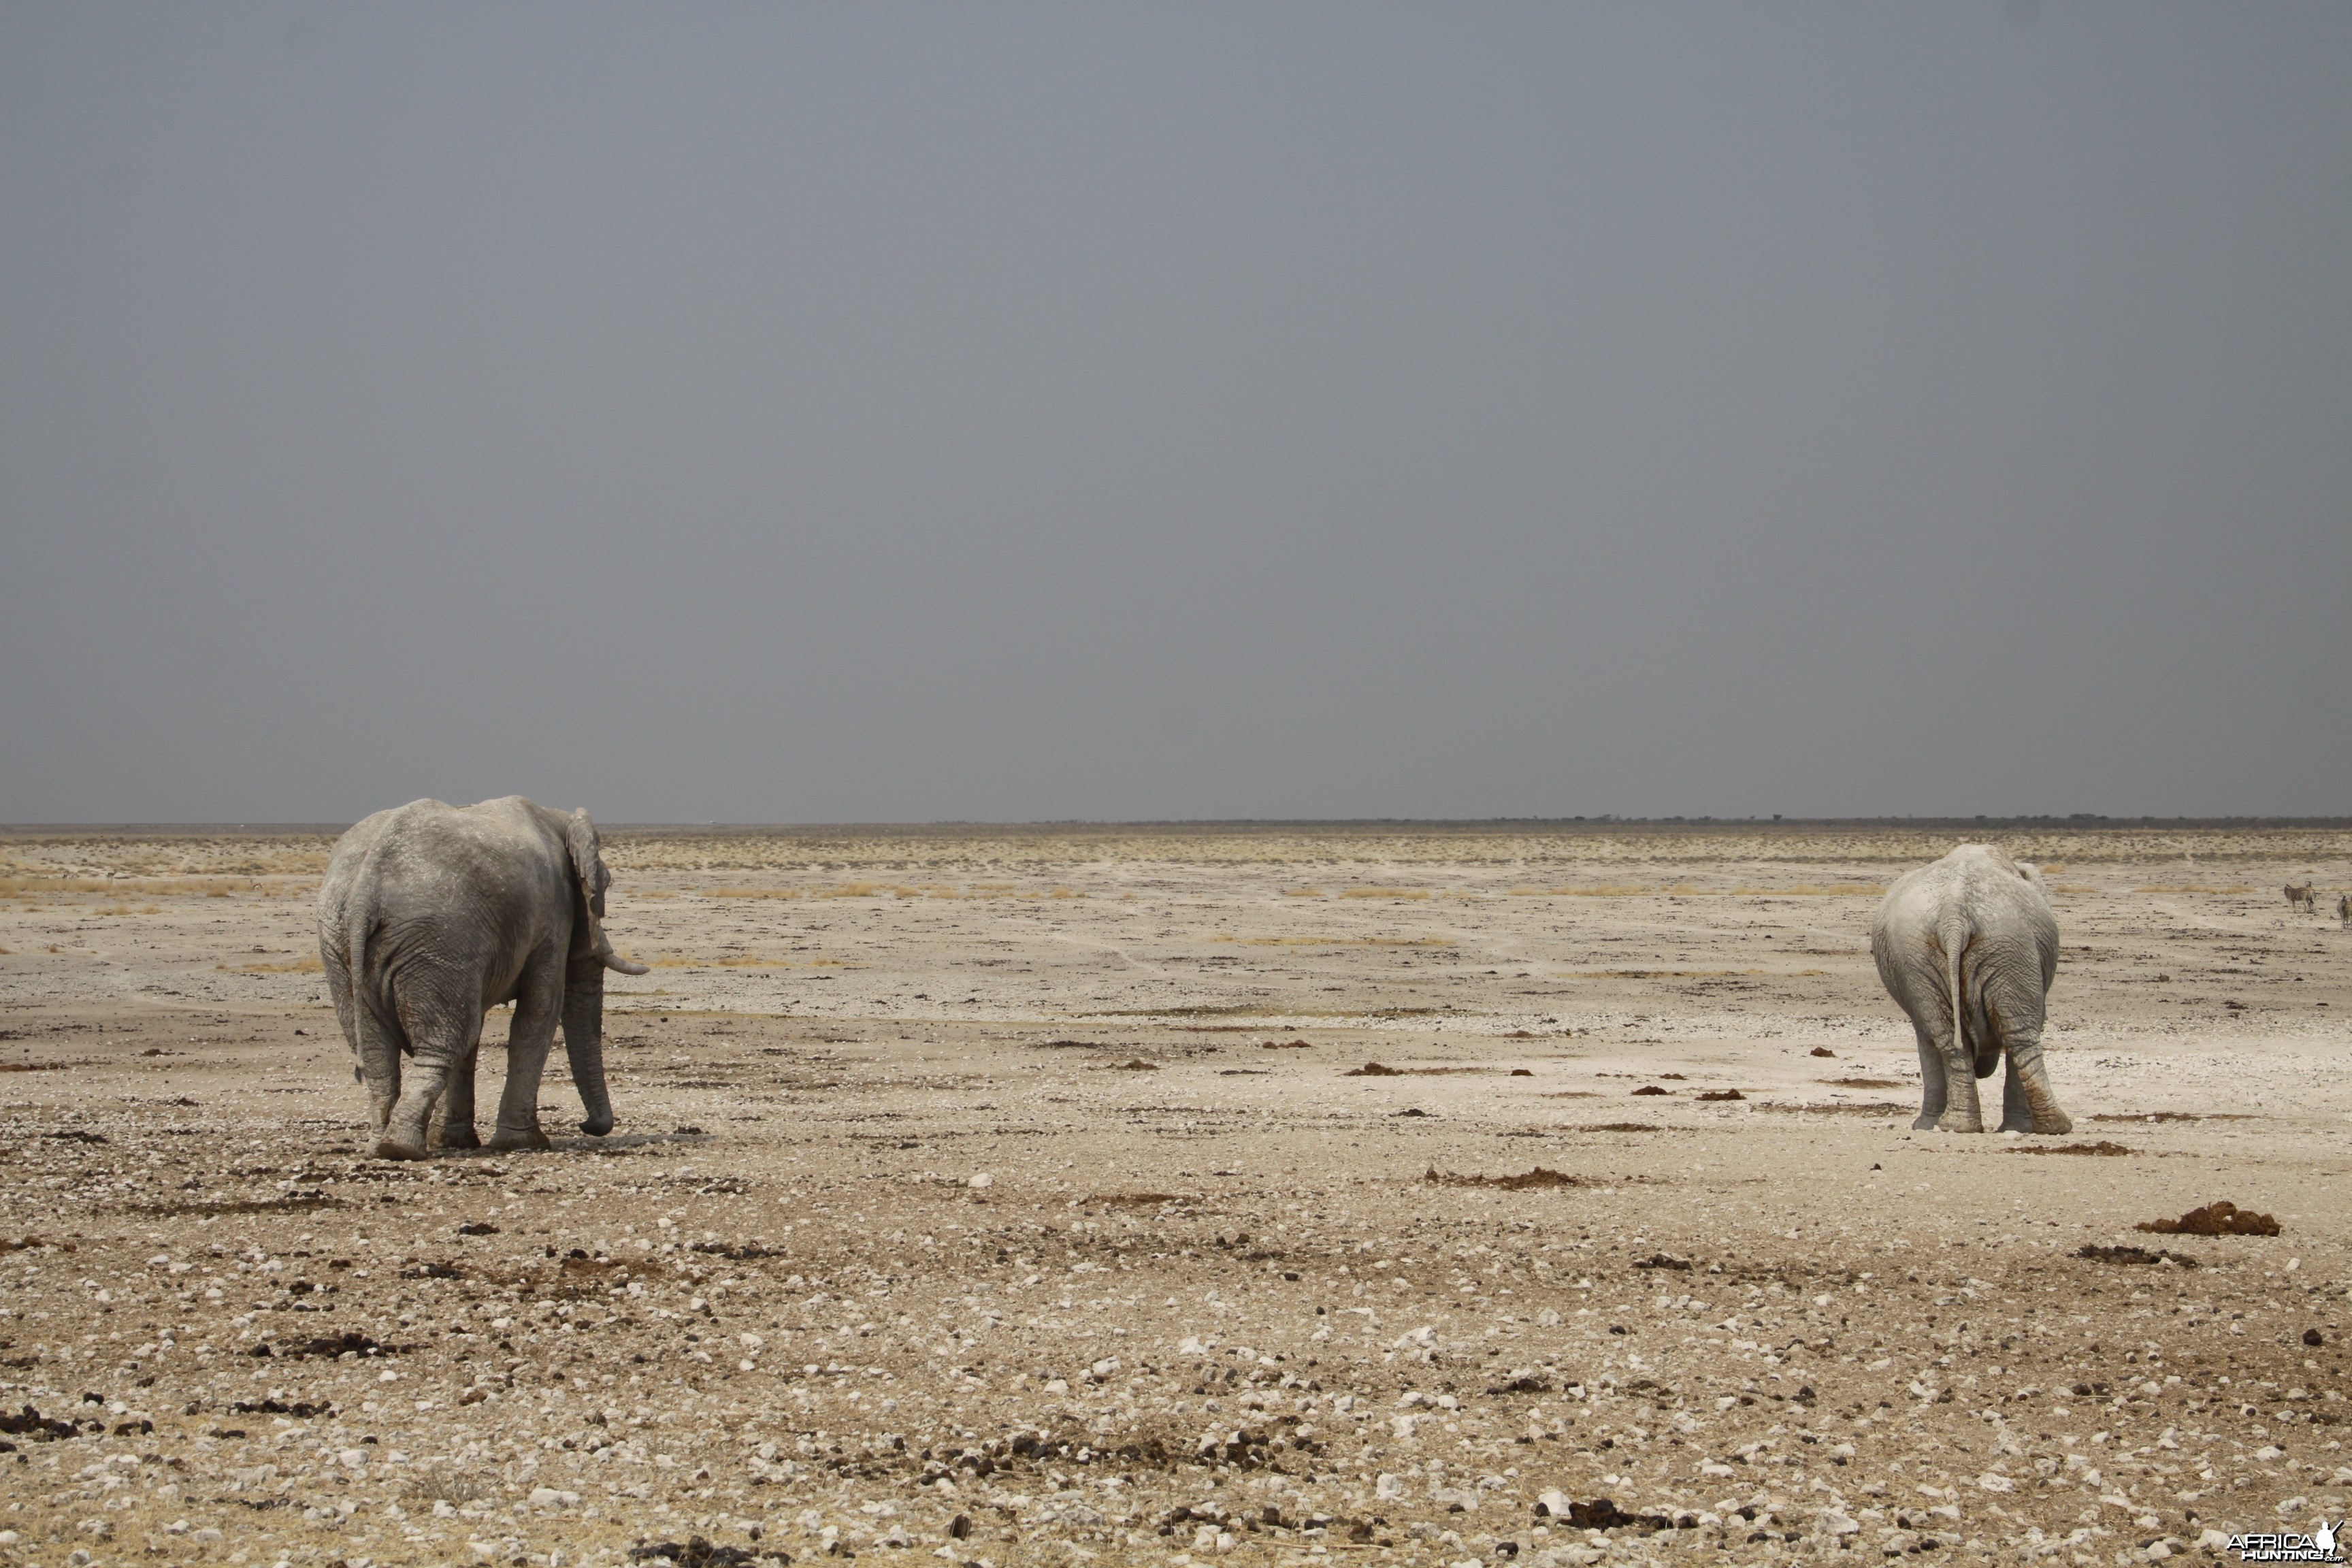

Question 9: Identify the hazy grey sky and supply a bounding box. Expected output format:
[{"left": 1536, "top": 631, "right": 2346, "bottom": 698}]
[{"left": 3, "top": 3, "right": 2346, "bottom": 823}]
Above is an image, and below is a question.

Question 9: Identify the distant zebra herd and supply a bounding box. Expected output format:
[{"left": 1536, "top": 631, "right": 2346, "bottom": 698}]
[{"left": 2282, "top": 881, "right": 2351, "bottom": 926}]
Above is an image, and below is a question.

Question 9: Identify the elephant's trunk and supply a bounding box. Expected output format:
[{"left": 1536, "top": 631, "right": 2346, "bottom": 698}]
[{"left": 562, "top": 960, "right": 617, "bottom": 1137}]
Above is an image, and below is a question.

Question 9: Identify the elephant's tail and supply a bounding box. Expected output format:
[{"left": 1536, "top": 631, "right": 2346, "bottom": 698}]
[
  {"left": 1941, "top": 912, "right": 1977, "bottom": 1079},
  {"left": 344, "top": 857, "right": 410, "bottom": 1059},
  {"left": 1942, "top": 911, "right": 2001, "bottom": 1080}
]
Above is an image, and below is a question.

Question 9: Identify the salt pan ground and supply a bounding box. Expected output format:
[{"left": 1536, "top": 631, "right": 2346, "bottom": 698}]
[{"left": 2, "top": 823, "right": 2349, "bottom": 1567}]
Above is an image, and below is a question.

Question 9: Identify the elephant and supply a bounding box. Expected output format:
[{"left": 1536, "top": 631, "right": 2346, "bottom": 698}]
[
  {"left": 318, "top": 796, "right": 649, "bottom": 1160},
  {"left": 1870, "top": 843, "right": 2071, "bottom": 1135}
]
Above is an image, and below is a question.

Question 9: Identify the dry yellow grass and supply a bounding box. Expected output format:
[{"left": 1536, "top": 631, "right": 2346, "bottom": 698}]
[
  {"left": 0, "top": 875, "right": 265, "bottom": 898},
  {"left": 709, "top": 886, "right": 800, "bottom": 900},
  {"left": 1281, "top": 886, "right": 1322, "bottom": 897},
  {"left": 1339, "top": 887, "right": 1430, "bottom": 900},
  {"left": 1568, "top": 968, "right": 1771, "bottom": 979},
  {"left": 225, "top": 956, "right": 324, "bottom": 973}
]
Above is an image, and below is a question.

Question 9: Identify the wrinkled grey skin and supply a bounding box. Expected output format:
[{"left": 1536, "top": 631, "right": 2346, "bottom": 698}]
[
  {"left": 318, "top": 797, "right": 649, "bottom": 1160},
  {"left": 1871, "top": 844, "right": 2071, "bottom": 1135}
]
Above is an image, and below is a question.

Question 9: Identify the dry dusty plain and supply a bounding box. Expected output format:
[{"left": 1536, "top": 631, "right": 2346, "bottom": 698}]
[{"left": 3, "top": 822, "right": 2351, "bottom": 1568}]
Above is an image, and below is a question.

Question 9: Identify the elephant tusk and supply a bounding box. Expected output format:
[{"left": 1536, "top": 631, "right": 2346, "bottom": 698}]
[{"left": 601, "top": 949, "right": 651, "bottom": 977}]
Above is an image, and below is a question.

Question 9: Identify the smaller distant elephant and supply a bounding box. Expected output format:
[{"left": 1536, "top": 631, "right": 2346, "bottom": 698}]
[
  {"left": 1872, "top": 844, "right": 2070, "bottom": 1135},
  {"left": 318, "top": 797, "right": 649, "bottom": 1160},
  {"left": 2285, "top": 882, "right": 2317, "bottom": 914}
]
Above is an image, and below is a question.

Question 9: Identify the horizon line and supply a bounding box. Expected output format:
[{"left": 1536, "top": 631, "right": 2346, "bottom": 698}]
[{"left": 5, "top": 813, "right": 2350, "bottom": 837}]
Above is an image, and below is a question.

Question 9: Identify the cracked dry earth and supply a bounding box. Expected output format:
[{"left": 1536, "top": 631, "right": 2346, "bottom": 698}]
[{"left": 1, "top": 823, "right": 2349, "bottom": 1568}]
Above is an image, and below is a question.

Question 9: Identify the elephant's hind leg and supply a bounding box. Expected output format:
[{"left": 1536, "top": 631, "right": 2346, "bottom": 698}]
[
  {"left": 1997, "top": 1053, "right": 2034, "bottom": 1134},
  {"left": 2002, "top": 1034, "right": 2072, "bottom": 1135},
  {"left": 487, "top": 964, "right": 561, "bottom": 1154},
  {"left": 1932, "top": 1027, "right": 1985, "bottom": 1133},
  {"left": 376, "top": 981, "right": 473, "bottom": 1160},
  {"left": 438, "top": 1024, "right": 485, "bottom": 1150},
  {"left": 1910, "top": 1023, "right": 1947, "bottom": 1131}
]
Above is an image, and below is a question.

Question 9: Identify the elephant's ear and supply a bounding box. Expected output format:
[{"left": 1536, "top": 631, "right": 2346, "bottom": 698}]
[{"left": 567, "top": 808, "right": 612, "bottom": 917}]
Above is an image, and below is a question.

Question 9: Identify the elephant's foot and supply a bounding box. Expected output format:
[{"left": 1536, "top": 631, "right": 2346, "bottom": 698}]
[
  {"left": 580, "top": 1114, "right": 614, "bottom": 1138},
  {"left": 1934, "top": 1110, "right": 1984, "bottom": 1133},
  {"left": 2032, "top": 1109, "right": 2073, "bottom": 1136},
  {"left": 487, "top": 1124, "right": 553, "bottom": 1153},
  {"left": 373, "top": 1134, "right": 429, "bottom": 1162},
  {"left": 440, "top": 1126, "right": 482, "bottom": 1150},
  {"left": 1912, "top": 1111, "right": 1941, "bottom": 1131}
]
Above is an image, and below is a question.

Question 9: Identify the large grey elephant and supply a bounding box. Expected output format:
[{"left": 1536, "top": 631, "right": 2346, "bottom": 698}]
[
  {"left": 318, "top": 797, "right": 649, "bottom": 1160},
  {"left": 1870, "top": 844, "right": 2071, "bottom": 1134}
]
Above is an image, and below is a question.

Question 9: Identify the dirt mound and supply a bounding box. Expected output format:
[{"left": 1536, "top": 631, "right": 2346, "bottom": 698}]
[
  {"left": 627, "top": 1537, "right": 786, "bottom": 1568},
  {"left": 1424, "top": 1166, "right": 1581, "bottom": 1190},
  {"left": 2074, "top": 1245, "right": 2198, "bottom": 1267},
  {"left": 1089, "top": 1192, "right": 1189, "bottom": 1207},
  {"left": 1696, "top": 1089, "right": 1745, "bottom": 1102},
  {"left": 0, "top": 1404, "right": 100, "bottom": 1441},
  {"left": 248, "top": 1331, "right": 402, "bottom": 1361},
  {"left": 2009, "top": 1141, "right": 2134, "bottom": 1156},
  {"left": 2136, "top": 1200, "right": 2279, "bottom": 1237},
  {"left": 1539, "top": 1496, "right": 1676, "bottom": 1531},
  {"left": 1344, "top": 1062, "right": 1403, "bottom": 1076}
]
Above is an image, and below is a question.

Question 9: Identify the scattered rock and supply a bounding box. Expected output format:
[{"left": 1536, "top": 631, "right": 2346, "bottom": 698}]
[{"left": 1346, "top": 1062, "right": 1404, "bottom": 1077}]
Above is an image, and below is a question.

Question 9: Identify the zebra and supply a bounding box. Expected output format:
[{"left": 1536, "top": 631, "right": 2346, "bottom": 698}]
[{"left": 2339, "top": 892, "right": 2351, "bottom": 929}]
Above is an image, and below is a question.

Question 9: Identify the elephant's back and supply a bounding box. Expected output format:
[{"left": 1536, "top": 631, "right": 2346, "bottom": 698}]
[
  {"left": 1875, "top": 844, "right": 2058, "bottom": 991},
  {"left": 325, "top": 800, "right": 566, "bottom": 925}
]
